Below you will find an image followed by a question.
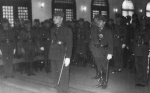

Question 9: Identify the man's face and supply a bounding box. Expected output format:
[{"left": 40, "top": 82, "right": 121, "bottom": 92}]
[
  {"left": 44, "top": 23, "right": 50, "bottom": 28},
  {"left": 116, "top": 17, "right": 121, "bottom": 25},
  {"left": 79, "top": 21, "right": 84, "bottom": 26},
  {"left": 53, "top": 16, "right": 63, "bottom": 25},
  {"left": 34, "top": 22, "right": 40, "bottom": 27},
  {"left": 2, "top": 22, "right": 9, "bottom": 30},
  {"left": 96, "top": 19, "right": 106, "bottom": 28},
  {"left": 25, "top": 23, "right": 31, "bottom": 30},
  {"left": 14, "top": 22, "right": 20, "bottom": 27}
]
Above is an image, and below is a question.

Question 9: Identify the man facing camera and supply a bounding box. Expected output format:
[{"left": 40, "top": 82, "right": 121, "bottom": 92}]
[{"left": 49, "top": 11, "right": 73, "bottom": 93}]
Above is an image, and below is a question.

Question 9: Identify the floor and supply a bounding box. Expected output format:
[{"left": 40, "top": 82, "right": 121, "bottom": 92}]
[{"left": 0, "top": 65, "right": 150, "bottom": 93}]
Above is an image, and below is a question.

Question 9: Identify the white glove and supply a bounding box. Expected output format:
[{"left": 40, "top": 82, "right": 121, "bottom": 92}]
[
  {"left": 107, "top": 54, "right": 112, "bottom": 60},
  {"left": 64, "top": 58, "right": 70, "bottom": 67},
  {"left": 122, "top": 44, "right": 126, "bottom": 49},
  {"left": 13, "top": 49, "right": 16, "bottom": 54},
  {"left": 0, "top": 50, "right": 2, "bottom": 55},
  {"left": 40, "top": 47, "right": 44, "bottom": 51}
]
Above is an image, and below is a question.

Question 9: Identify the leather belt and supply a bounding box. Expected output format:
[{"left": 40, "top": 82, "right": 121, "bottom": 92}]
[
  {"left": 95, "top": 44, "right": 108, "bottom": 48},
  {"left": 1, "top": 40, "right": 13, "bottom": 43},
  {"left": 23, "top": 40, "right": 35, "bottom": 42},
  {"left": 42, "top": 38, "right": 50, "bottom": 41}
]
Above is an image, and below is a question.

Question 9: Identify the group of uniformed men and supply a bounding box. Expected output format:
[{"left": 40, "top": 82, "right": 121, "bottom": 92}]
[{"left": 0, "top": 11, "right": 150, "bottom": 93}]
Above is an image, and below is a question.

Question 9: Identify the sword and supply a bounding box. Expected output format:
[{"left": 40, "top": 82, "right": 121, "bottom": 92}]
[
  {"left": 147, "top": 51, "right": 150, "bottom": 78},
  {"left": 57, "top": 53, "right": 66, "bottom": 85}
]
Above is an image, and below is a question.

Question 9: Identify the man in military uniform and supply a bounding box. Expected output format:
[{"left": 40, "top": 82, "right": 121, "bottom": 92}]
[
  {"left": 133, "top": 16, "right": 150, "bottom": 87},
  {"left": 112, "top": 13, "right": 127, "bottom": 73},
  {"left": 12, "top": 19, "right": 22, "bottom": 58},
  {"left": 89, "top": 14, "right": 113, "bottom": 89},
  {"left": 74, "top": 18, "right": 87, "bottom": 66},
  {"left": 19, "top": 20, "right": 37, "bottom": 76},
  {"left": 0, "top": 18, "right": 16, "bottom": 78},
  {"left": 49, "top": 11, "right": 72, "bottom": 93},
  {"left": 39, "top": 19, "right": 51, "bottom": 73}
]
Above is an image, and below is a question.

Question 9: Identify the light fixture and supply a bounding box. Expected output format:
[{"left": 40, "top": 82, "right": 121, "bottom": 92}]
[
  {"left": 81, "top": 6, "right": 87, "bottom": 12},
  {"left": 114, "top": 8, "right": 118, "bottom": 13},
  {"left": 40, "top": 2, "right": 45, "bottom": 8}
]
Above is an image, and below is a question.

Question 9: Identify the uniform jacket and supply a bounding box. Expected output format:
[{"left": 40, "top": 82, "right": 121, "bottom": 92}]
[
  {"left": 89, "top": 25, "right": 113, "bottom": 57},
  {"left": 0, "top": 28, "right": 16, "bottom": 52},
  {"left": 49, "top": 24, "right": 73, "bottom": 60},
  {"left": 76, "top": 25, "right": 88, "bottom": 54},
  {"left": 19, "top": 28, "right": 37, "bottom": 50},
  {"left": 113, "top": 24, "right": 127, "bottom": 47},
  {"left": 133, "top": 27, "right": 150, "bottom": 56}
]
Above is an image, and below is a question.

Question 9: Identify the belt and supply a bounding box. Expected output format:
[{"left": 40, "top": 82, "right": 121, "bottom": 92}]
[
  {"left": 42, "top": 38, "right": 50, "bottom": 41},
  {"left": 23, "top": 40, "right": 35, "bottom": 42},
  {"left": 1, "top": 40, "right": 13, "bottom": 43},
  {"left": 95, "top": 44, "right": 108, "bottom": 48},
  {"left": 114, "top": 35, "right": 124, "bottom": 39},
  {"left": 136, "top": 40, "right": 149, "bottom": 46}
]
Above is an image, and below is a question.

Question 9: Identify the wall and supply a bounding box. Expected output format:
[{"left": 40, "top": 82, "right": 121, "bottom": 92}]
[
  {"left": 32, "top": 0, "right": 52, "bottom": 22},
  {"left": 31, "top": 0, "right": 150, "bottom": 22}
]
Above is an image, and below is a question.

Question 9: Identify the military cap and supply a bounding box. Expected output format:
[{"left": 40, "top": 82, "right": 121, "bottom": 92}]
[
  {"left": 108, "top": 18, "right": 114, "bottom": 22},
  {"left": 115, "top": 13, "right": 121, "bottom": 18},
  {"left": 1, "top": 18, "right": 9, "bottom": 24},
  {"left": 14, "top": 18, "right": 20, "bottom": 23},
  {"left": 94, "top": 14, "right": 107, "bottom": 22},
  {"left": 53, "top": 11, "right": 64, "bottom": 17},
  {"left": 24, "top": 20, "right": 31, "bottom": 24},
  {"left": 78, "top": 18, "right": 84, "bottom": 22},
  {"left": 44, "top": 19, "right": 50, "bottom": 23},
  {"left": 132, "top": 13, "right": 138, "bottom": 18},
  {"left": 34, "top": 19, "right": 40, "bottom": 22}
]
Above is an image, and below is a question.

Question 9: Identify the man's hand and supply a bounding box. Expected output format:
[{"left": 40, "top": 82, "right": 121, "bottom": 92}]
[
  {"left": 13, "top": 49, "right": 16, "bottom": 54},
  {"left": 107, "top": 54, "right": 112, "bottom": 60},
  {"left": 64, "top": 58, "right": 70, "bottom": 67},
  {"left": 21, "top": 48, "right": 25, "bottom": 54},
  {"left": 122, "top": 44, "right": 126, "bottom": 49}
]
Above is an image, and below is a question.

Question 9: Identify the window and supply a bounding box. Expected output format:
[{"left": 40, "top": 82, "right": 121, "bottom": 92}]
[
  {"left": 0, "top": 0, "right": 32, "bottom": 27},
  {"left": 18, "top": 7, "right": 28, "bottom": 20},
  {"left": 122, "top": 0, "right": 134, "bottom": 17},
  {"left": 52, "top": 0, "right": 76, "bottom": 21},
  {"left": 91, "top": 0, "right": 109, "bottom": 20},
  {"left": 2, "top": 6, "right": 14, "bottom": 27},
  {"left": 146, "top": 2, "right": 150, "bottom": 17}
]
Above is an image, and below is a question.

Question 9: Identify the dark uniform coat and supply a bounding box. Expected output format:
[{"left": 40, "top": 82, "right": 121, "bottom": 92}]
[
  {"left": 89, "top": 25, "right": 113, "bottom": 73},
  {"left": 49, "top": 24, "right": 72, "bottom": 93},
  {"left": 19, "top": 28, "right": 37, "bottom": 62},
  {"left": 0, "top": 28, "right": 16, "bottom": 77},
  {"left": 133, "top": 26, "right": 150, "bottom": 85}
]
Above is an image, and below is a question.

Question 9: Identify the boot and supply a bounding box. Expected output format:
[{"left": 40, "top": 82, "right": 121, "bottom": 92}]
[
  {"left": 92, "top": 67, "right": 99, "bottom": 79},
  {"left": 101, "top": 72, "right": 108, "bottom": 89},
  {"left": 30, "top": 62, "right": 36, "bottom": 75},
  {"left": 94, "top": 71, "right": 103, "bottom": 88},
  {"left": 45, "top": 60, "right": 50, "bottom": 73}
]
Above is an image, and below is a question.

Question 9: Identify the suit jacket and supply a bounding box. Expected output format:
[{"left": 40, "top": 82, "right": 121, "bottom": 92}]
[
  {"left": 49, "top": 24, "right": 73, "bottom": 60},
  {"left": 89, "top": 25, "right": 113, "bottom": 57}
]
